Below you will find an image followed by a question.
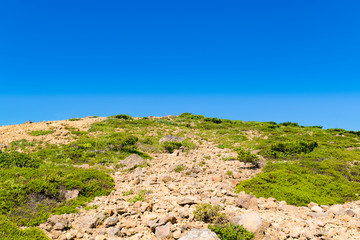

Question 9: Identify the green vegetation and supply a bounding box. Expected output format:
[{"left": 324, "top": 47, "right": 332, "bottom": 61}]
[
  {"left": 193, "top": 204, "right": 254, "bottom": 239},
  {"left": 237, "top": 149, "right": 259, "bottom": 168},
  {"left": 0, "top": 167, "right": 114, "bottom": 226},
  {"left": 209, "top": 223, "right": 255, "bottom": 240},
  {"left": 29, "top": 130, "right": 55, "bottom": 136},
  {"left": 193, "top": 203, "right": 226, "bottom": 224},
  {"left": 68, "top": 118, "right": 81, "bottom": 121},
  {"left": 2, "top": 112, "right": 360, "bottom": 238},
  {"left": 128, "top": 190, "right": 151, "bottom": 203},
  {"left": 0, "top": 216, "right": 49, "bottom": 240},
  {"left": 174, "top": 165, "right": 186, "bottom": 173}
]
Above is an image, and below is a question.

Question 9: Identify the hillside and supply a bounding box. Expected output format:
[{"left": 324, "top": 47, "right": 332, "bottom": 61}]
[{"left": 0, "top": 113, "right": 360, "bottom": 240}]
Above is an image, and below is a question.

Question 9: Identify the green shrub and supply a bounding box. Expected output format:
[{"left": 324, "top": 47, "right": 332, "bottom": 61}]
[
  {"left": 279, "top": 122, "right": 299, "bottom": 127},
  {"left": 205, "top": 117, "right": 223, "bottom": 124},
  {"left": 193, "top": 204, "right": 226, "bottom": 224},
  {"left": 236, "top": 160, "right": 360, "bottom": 206},
  {"left": 128, "top": 190, "right": 151, "bottom": 203},
  {"left": 266, "top": 140, "right": 318, "bottom": 158},
  {"left": 174, "top": 165, "right": 185, "bottom": 173},
  {"left": 0, "top": 216, "right": 49, "bottom": 240},
  {"left": 113, "top": 114, "right": 133, "bottom": 120},
  {"left": 10, "top": 139, "right": 36, "bottom": 149},
  {"left": 179, "top": 113, "right": 204, "bottom": 120},
  {"left": 0, "top": 167, "right": 114, "bottom": 226},
  {"left": 162, "top": 141, "right": 183, "bottom": 153},
  {"left": 71, "top": 131, "right": 88, "bottom": 136},
  {"left": 68, "top": 118, "right": 81, "bottom": 121},
  {"left": 209, "top": 222, "right": 255, "bottom": 240},
  {"left": 29, "top": 130, "right": 55, "bottom": 136},
  {"left": 237, "top": 149, "right": 259, "bottom": 167},
  {"left": 0, "top": 152, "right": 42, "bottom": 168}
]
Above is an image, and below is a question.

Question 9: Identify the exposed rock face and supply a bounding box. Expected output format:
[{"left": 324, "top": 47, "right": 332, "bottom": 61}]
[
  {"left": 159, "top": 135, "right": 185, "bottom": 144},
  {"left": 121, "top": 154, "right": 146, "bottom": 169},
  {"left": 179, "top": 229, "right": 220, "bottom": 240}
]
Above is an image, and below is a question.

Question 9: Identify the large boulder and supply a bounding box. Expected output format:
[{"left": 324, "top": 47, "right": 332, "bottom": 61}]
[
  {"left": 159, "top": 135, "right": 185, "bottom": 144},
  {"left": 230, "top": 212, "right": 264, "bottom": 235},
  {"left": 122, "top": 154, "right": 146, "bottom": 169},
  {"left": 179, "top": 229, "right": 220, "bottom": 240}
]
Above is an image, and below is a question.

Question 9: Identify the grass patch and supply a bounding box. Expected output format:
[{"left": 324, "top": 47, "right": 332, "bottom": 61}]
[{"left": 29, "top": 130, "right": 55, "bottom": 136}]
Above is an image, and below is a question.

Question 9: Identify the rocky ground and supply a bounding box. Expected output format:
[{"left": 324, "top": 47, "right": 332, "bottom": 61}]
[
  {"left": 0, "top": 117, "right": 105, "bottom": 149},
  {"left": 2, "top": 118, "right": 360, "bottom": 239},
  {"left": 39, "top": 141, "right": 360, "bottom": 240}
]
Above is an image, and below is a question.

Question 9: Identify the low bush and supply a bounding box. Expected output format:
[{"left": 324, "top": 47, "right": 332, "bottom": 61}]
[
  {"left": 0, "top": 215, "right": 49, "bottom": 240},
  {"left": 205, "top": 117, "right": 223, "bottom": 124},
  {"left": 265, "top": 140, "right": 318, "bottom": 158},
  {"left": 174, "top": 165, "right": 185, "bottom": 172},
  {"left": 162, "top": 141, "right": 183, "bottom": 153},
  {"left": 279, "top": 122, "right": 299, "bottom": 127},
  {"left": 209, "top": 222, "right": 255, "bottom": 240},
  {"left": 0, "top": 167, "right": 114, "bottom": 226},
  {"left": 236, "top": 160, "right": 360, "bottom": 206},
  {"left": 193, "top": 204, "right": 226, "bottom": 224},
  {"left": 0, "top": 152, "right": 42, "bottom": 168},
  {"left": 237, "top": 149, "right": 259, "bottom": 167},
  {"left": 113, "top": 114, "right": 133, "bottom": 120}
]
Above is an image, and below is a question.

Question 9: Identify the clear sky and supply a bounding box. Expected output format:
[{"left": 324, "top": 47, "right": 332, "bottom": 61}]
[{"left": 1, "top": 1, "right": 359, "bottom": 129}]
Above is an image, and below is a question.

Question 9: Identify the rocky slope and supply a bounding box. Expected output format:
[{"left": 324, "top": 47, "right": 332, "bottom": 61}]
[
  {"left": 38, "top": 140, "right": 360, "bottom": 240},
  {"left": 2, "top": 117, "right": 360, "bottom": 240}
]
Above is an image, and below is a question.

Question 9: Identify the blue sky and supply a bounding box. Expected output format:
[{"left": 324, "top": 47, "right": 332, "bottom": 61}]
[{"left": 1, "top": 1, "right": 359, "bottom": 129}]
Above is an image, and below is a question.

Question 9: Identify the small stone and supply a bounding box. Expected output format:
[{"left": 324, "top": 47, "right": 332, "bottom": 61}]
[
  {"left": 345, "top": 209, "right": 356, "bottom": 217},
  {"left": 158, "top": 214, "right": 177, "bottom": 225},
  {"left": 235, "top": 194, "right": 258, "bottom": 210},
  {"left": 311, "top": 206, "right": 323, "bottom": 213},
  {"left": 155, "top": 222, "right": 171, "bottom": 239},
  {"left": 308, "top": 202, "right": 318, "bottom": 209},
  {"left": 212, "top": 175, "right": 222, "bottom": 183},
  {"left": 108, "top": 227, "right": 122, "bottom": 237},
  {"left": 53, "top": 222, "right": 66, "bottom": 231},
  {"left": 161, "top": 176, "right": 173, "bottom": 183},
  {"left": 104, "top": 216, "right": 119, "bottom": 227},
  {"left": 177, "top": 197, "right": 196, "bottom": 206}
]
